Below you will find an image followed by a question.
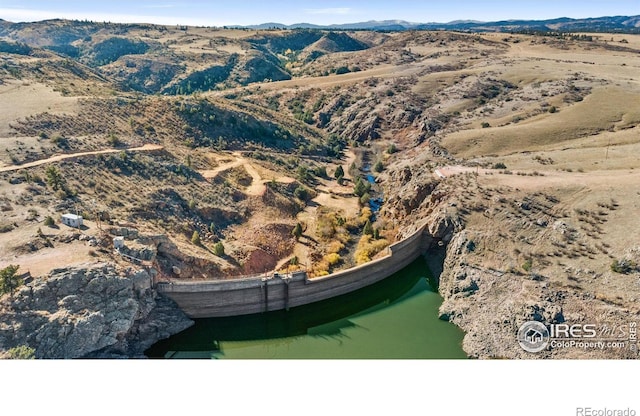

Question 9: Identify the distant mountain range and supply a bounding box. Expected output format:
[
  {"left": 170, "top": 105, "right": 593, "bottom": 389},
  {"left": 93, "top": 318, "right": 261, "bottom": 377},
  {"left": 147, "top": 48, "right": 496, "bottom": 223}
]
[
  {"left": 1, "top": 14, "right": 639, "bottom": 34},
  {"left": 243, "top": 15, "right": 640, "bottom": 33}
]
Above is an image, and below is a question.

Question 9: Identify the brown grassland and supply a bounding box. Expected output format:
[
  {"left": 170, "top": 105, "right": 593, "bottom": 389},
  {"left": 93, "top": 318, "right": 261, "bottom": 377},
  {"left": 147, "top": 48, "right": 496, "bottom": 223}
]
[{"left": 1, "top": 21, "right": 639, "bottom": 357}]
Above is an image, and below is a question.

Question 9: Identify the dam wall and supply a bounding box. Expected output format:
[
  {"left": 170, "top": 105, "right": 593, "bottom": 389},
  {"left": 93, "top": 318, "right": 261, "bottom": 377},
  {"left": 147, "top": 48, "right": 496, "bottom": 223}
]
[{"left": 157, "top": 223, "right": 429, "bottom": 318}]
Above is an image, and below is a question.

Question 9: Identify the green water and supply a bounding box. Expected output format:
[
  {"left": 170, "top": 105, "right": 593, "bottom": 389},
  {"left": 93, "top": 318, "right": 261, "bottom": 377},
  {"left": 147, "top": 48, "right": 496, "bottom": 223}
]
[{"left": 145, "top": 257, "right": 466, "bottom": 359}]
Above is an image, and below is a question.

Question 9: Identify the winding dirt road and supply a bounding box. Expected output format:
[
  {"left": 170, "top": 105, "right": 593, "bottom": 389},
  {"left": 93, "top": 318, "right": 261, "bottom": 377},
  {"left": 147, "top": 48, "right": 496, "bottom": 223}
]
[
  {"left": 0, "top": 144, "right": 164, "bottom": 173},
  {"left": 199, "top": 152, "right": 294, "bottom": 196}
]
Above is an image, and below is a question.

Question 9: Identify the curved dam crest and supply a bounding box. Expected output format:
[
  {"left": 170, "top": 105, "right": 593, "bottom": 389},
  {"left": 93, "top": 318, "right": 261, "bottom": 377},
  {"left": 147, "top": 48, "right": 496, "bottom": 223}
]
[{"left": 158, "top": 223, "right": 434, "bottom": 318}]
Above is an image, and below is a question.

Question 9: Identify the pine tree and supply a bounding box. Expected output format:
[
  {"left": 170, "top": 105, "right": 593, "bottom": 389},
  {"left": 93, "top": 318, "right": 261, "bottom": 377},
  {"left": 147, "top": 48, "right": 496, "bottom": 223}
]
[
  {"left": 45, "top": 166, "right": 63, "bottom": 191},
  {"left": 363, "top": 220, "right": 373, "bottom": 236},
  {"left": 213, "top": 242, "right": 225, "bottom": 256},
  {"left": 354, "top": 177, "right": 370, "bottom": 197},
  {"left": 0, "top": 265, "right": 22, "bottom": 297}
]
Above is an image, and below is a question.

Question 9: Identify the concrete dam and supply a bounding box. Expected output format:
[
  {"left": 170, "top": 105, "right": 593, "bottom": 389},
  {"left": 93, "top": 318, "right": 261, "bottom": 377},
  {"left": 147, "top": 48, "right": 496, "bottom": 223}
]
[{"left": 157, "top": 224, "right": 433, "bottom": 318}]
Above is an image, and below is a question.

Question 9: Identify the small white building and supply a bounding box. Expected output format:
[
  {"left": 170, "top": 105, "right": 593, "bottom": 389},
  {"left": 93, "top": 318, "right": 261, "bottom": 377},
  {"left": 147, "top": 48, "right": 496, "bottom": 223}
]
[
  {"left": 61, "top": 213, "right": 83, "bottom": 228},
  {"left": 113, "top": 236, "right": 125, "bottom": 250}
]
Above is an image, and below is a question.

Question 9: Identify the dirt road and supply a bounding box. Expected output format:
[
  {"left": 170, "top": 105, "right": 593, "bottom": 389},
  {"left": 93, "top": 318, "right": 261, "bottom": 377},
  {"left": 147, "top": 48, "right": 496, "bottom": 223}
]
[
  {"left": 199, "top": 152, "right": 295, "bottom": 196},
  {"left": 0, "top": 144, "right": 164, "bottom": 173}
]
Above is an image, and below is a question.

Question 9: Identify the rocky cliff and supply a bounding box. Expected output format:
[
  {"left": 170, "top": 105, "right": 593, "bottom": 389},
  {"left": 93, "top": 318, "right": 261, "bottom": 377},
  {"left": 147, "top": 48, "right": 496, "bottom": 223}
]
[
  {"left": 382, "top": 157, "right": 638, "bottom": 359},
  {"left": 0, "top": 264, "right": 193, "bottom": 358},
  {"left": 436, "top": 229, "right": 639, "bottom": 359}
]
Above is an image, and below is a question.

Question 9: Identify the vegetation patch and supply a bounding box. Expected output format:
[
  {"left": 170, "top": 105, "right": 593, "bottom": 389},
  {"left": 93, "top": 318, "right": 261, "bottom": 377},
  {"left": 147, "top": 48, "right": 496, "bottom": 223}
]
[
  {"left": 88, "top": 37, "right": 149, "bottom": 66},
  {"left": 354, "top": 235, "right": 390, "bottom": 265}
]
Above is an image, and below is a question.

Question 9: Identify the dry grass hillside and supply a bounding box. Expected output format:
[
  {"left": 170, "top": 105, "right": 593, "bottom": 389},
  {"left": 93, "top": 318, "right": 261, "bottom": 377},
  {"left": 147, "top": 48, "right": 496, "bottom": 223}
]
[{"left": 1, "top": 20, "right": 640, "bottom": 357}]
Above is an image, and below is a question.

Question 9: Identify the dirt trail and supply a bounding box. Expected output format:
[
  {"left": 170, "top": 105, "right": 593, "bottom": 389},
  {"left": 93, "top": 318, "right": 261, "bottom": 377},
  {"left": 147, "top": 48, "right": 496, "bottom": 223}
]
[
  {"left": 243, "top": 162, "right": 267, "bottom": 196},
  {"left": 200, "top": 152, "right": 294, "bottom": 196},
  {"left": 0, "top": 144, "right": 164, "bottom": 172},
  {"left": 199, "top": 159, "right": 243, "bottom": 179}
]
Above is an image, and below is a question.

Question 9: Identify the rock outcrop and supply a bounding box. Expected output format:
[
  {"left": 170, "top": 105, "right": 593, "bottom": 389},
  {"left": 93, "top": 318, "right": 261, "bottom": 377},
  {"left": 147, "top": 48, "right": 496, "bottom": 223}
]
[
  {"left": 436, "top": 231, "right": 637, "bottom": 359},
  {"left": 0, "top": 264, "right": 193, "bottom": 358},
  {"left": 381, "top": 156, "right": 638, "bottom": 359}
]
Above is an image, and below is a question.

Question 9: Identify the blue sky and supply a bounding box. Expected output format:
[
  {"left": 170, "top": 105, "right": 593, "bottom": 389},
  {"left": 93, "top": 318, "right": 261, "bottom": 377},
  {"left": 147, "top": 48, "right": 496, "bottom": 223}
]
[{"left": 1, "top": 1, "right": 639, "bottom": 26}]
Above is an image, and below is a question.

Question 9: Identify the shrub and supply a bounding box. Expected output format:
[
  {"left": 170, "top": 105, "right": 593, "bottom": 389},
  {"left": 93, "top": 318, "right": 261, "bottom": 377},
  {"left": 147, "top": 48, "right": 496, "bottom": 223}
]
[
  {"left": 334, "top": 165, "right": 344, "bottom": 180},
  {"left": 327, "top": 240, "right": 345, "bottom": 254},
  {"left": 294, "top": 186, "right": 309, "bottom": 201},
  {"left": 358, "top": 206, "right": 372, "bottom": 224},
  {"left": 611, "top": 259, "right": 637, "bottom": 274},
  {"left": 191, "top": 231, "right": 200, "bottom": 245},
  {"left": 55, "top": 189, "right": 69, "bottom": 200},
  {"left": 7, "top": 345, "right": 35, "bottom": 359},
  {"left": 493, "top": 162, "right": 507, "bottom": 169},
  {"left": 481, "top": 122, "right": 491, "bottom": 128},
  {"left": 323, "top": 253, "right": 341, "bottom": 266},
  {"left": 316, "top": 214, "right": 336, "bottom": 240},
  {"left": 213, "top": 242, "right": 225, "bottom": 256},
  {"left": 314, "top": 166, "right": 328, "bottom": 178},
  {"left": 522, "top": 259, "right": 533, "bottom": 272},
  {"left": 296, "top": 166, "right": 310, "bottom": 182},
  {"left": 292, "top": 223, "right": 303, "bottom": 240},
  {"left": 354, "top": 235, "right": 389, "bottom": 265},
  {"left": 0, "top": 223, "right": 14, "bottom": 233},
  {"left": 387, "top": 144, "right": 397, "bottom": 154},
  {"left": 107, "top": 133, "right": 121, "bottom": 147},
  {"left": 51, "top": 135, "right": 67, "bottom": 147},
  {"left": 373, "top": 160, "right": 384, "bottom": 173},
  {"left": 548, "top": 106, "right": 557, "bottom": 113}
]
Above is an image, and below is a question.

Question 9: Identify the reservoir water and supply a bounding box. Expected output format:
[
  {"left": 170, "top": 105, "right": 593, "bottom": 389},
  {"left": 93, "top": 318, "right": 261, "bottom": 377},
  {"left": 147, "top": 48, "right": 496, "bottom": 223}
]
[{"left": 145, "top": 257, "right": 466, "bottom": 359}]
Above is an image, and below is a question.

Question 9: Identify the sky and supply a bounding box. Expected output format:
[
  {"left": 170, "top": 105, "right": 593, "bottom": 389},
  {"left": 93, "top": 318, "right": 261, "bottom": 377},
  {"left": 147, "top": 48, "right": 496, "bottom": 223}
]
[{"left": 0, "top": 0, "right": 639, "bottom": 26}]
